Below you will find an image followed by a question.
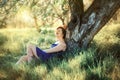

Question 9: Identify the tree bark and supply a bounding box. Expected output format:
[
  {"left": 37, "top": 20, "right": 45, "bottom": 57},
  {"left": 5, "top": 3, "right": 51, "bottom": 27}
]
[{"left": 66, "top": 0, "right": 120, "bottom": 51}]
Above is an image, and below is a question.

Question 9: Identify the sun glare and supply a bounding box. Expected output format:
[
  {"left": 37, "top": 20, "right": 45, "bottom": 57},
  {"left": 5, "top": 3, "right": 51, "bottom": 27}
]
[
  {"left": 14, "top": 6, "right": 34, "bottom": 28},
  {"left": 21, "top": 10, "right": 33, "bottom": 23}
]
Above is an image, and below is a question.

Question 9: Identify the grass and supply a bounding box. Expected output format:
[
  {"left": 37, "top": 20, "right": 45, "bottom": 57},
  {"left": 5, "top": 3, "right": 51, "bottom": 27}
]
[{"left": 0, "top": 23, "right": 120, "bottom": 80}]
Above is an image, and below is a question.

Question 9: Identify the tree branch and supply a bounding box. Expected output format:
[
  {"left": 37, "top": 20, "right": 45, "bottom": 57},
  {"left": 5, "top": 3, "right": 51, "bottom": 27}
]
[
  {"left": 79, "top": 0, "right": 120, "bottom": 49},
  {"left": 50, "top": 3, "right": 65, "bottom": 25}
]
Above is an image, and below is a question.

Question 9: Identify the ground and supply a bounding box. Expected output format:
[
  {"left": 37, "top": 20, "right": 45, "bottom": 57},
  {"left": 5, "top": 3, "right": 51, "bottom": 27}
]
[{"left": 0, "top": 23, "right": 120, "bottom": 80}]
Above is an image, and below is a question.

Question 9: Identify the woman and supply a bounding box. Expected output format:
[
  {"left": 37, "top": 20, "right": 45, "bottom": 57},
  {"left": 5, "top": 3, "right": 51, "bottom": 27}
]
[{"left": 16, "top": 26, "right": 67, "bottom": 64}]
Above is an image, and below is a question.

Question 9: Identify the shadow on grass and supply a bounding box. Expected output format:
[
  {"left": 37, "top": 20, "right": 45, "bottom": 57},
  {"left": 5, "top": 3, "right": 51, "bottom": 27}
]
[
  {"left": 0, "top": 32, "right": 8, "bottom": 46},
  {"left": 85, "top": 70, "right": 111, "bottom": 80},
  {"left": 0, "top": 54, "right": 42, "bottom": 80},
  {"left": 0, "top": 54, "right": 17, "bottom": 71}
]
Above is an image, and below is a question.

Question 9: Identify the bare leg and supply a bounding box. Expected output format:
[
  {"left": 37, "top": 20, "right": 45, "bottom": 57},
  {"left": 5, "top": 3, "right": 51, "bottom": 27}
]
[
  {"left": 26, "top": 44, "right": 39, "bottom": 59},
  {"left": 16, "top": 55, "right": 28, "bottom": 65},
  {"left": 16, "top": 44, "right": 39, "bottom": 65}
]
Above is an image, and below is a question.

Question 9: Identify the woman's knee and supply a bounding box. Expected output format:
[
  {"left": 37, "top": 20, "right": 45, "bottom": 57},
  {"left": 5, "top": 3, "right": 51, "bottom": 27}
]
[
  {"left": 27, "top": 44, "right": 38, "bottom": 58},
  {"left": 27, "top": 44, "right": 34, "bottom": 49},
  {"left": 27, "top": 44, "right": 34, "bottom": 51}
]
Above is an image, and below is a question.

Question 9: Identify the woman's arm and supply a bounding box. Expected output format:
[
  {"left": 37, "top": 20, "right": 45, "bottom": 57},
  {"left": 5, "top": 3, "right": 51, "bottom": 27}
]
[{"left": 43, "top": 43, "right": 66, "bottom": 53}]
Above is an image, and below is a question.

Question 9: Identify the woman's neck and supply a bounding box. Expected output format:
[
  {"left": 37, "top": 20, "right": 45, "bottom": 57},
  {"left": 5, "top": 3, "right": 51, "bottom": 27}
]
[{"left": 56, "top": 37, "right": 64, "bottom": 42}]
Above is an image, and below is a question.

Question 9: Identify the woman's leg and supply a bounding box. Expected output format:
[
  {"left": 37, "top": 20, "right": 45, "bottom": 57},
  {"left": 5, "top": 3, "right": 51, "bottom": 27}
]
[
  {"left": 26, "top": 44, "right": 39, "bottom": 59},
  {"left": 16, "top": 44, "right": 39, "bottom": 65},
  {"left": 16, "top": 55, "right": 28, "bottom": 65}
]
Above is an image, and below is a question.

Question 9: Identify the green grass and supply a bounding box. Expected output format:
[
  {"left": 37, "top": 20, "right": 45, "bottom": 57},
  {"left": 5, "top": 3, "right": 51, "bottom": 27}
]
[{"left": 0, "top": 23, "right": 120, "bottom": 80}]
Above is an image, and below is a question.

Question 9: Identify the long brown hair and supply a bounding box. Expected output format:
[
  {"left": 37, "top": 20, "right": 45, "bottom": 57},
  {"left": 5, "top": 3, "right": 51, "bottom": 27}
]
[{"left": 57, "top": 26, "right": 66, "bottom": 39}]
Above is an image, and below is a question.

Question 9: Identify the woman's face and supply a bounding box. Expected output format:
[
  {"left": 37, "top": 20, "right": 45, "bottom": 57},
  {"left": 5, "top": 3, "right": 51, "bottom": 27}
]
[{"left": 55, "top": 28, "right": 63, "bottom": 38}]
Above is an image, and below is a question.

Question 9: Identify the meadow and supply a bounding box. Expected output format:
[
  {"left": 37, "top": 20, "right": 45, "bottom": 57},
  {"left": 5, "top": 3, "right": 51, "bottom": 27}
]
[{"left": 0, "top": 23, "right": 120, "bottom": 80}]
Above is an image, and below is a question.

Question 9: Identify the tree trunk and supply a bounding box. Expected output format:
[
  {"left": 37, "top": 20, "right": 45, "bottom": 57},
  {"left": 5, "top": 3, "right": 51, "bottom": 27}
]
[{"left": 66, "top": 0, "right": 120, "bottom": 51}]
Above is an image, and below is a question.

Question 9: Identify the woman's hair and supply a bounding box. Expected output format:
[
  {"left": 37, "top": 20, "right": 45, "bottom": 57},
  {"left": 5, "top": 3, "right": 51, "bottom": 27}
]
[{"left": 57, "top": 26, "right": 66, "bottom": 39}]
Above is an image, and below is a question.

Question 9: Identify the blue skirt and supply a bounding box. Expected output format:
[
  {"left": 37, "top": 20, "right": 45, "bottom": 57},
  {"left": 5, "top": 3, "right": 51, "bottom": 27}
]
[{"left": 36, "top": 47, "right": 53, "bottom": 61}]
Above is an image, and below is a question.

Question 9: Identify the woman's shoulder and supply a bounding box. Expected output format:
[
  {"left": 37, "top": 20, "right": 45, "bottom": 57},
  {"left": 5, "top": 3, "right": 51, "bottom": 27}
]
[
  {"left": 60, "top": 42, "right": 66, "bottom": 51},
  {"left": 59, "top": 41, "right": 66, "bottom": 48},
  {"left": 54, "top": 41, "right": 66, "bottom": 47}
]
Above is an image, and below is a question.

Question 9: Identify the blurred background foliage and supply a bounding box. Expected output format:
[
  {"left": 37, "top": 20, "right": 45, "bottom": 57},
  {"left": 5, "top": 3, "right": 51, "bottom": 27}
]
[
  {"left": 0, "top": 0, "right": 70, "bottom": 29},
  {"left": 1, "top": 0, "right": 116, "bottom": 29}
]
